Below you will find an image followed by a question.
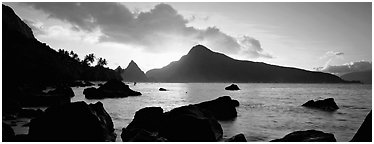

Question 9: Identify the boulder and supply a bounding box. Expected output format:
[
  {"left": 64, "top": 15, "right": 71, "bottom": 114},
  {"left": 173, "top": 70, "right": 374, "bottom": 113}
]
[
  {"left": 195, "top": 96, "right": 239, "bottom": 120},
  {"left": 2, "top": 123, "right": 15, "bottom": 142},
  {"left": 28, "top": 101, "right": 116, "bottom": 141},
  {"left": 351, "top": 110, "right": 372, "bottom": 142},
  {"left": 302, "top": 98, "right": 339, "bottom": 111},
  {"left": 47, "top": 86, "right": 75, "bottom": 98},
  {"left": 83, "top": 80, "right": 141, "bottom": 99},
  {"left": 83, "top": 87, "right": 101, "bottom": 99},
  {"left": 225, "top": 133, "right": 247, "bottom": 142},
  {"left": 159, "top": 105, "right": 223, "bottom": 142},
  {"left": 124, "top": 107, "right": 163, "bottom": 132},
  {"left": 121, "top": 96, "right": 240, "bottom": 142},
  {"left": 225, "top": 84, "right": 240, "bottom": 91},
  {"left": 270, "top": 130, "right": 337, "bottom": 142},
  {"left": 159, "top": 88, "right": 167, "bottom": 91},
  {"left": 121, "top": 107, "right": 164, "bottom": 142}
]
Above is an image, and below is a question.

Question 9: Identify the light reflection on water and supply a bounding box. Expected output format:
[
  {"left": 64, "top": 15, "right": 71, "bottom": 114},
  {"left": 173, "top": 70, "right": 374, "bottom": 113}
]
[{"left": 71, "top": 83, "right": 371, "bottom": 142}]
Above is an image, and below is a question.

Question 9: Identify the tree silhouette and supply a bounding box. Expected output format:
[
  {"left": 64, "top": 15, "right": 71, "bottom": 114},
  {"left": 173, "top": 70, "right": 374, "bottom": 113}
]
[
  {"left": 83, "top": 53, "right": 96, "bottom": 66},
  {"left": 96, "top": 57, "right": 107, "bottom": 67},
  {"left": 58, "top": 49, "right": 69, "bottom": 57},
  {"left": 69, "top": 51, "right": 80, "bottom": 62}
]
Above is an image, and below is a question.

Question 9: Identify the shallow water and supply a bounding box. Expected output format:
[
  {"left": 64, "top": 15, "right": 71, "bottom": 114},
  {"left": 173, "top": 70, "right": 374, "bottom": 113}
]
[{"left": 70, "top": 83, "right": 371, "bottom": 142}]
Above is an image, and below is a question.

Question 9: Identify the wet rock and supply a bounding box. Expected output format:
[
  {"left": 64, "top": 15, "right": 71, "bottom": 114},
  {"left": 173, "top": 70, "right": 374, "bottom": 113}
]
[
  {"left": 28, "top": 101, "right": 116, "bottom": 142},
  {"left": 225, "top": 133, "right": 247, "bottom": 142},
  {"left": 302, "top": 98, "right": 339, "bottom": 111},
  {"left": 159, "top": 88, "right": 167, "bottom": 91},
  {"left": 270, "top": 130, "right": 336, "bottom": 142},
  {"left": 2, "top": 123, "right": 15, "bottom": 142},
  {"left": 159, "top": 105, "right": 223, "bottom": 141},
  {"left": 225, "top": 84, "right": 240, "bottom": 91},
  {"left": 83, "top": 80, "right": 141, "bottom": 99},
  {"left": 47, "top": 86, "right": 75, "bottom": 98},
  {"left": 195, "top": 96, "right": 239, "bottom": 120},
  {"left": 351, "top": 110, "right": 372, "bottom": 142}
]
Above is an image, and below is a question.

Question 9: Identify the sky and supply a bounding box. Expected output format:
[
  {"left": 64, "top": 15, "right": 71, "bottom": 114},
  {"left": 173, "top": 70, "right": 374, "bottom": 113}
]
[{"left": 3, "top": 2, "right": 372, "bottom": 75}]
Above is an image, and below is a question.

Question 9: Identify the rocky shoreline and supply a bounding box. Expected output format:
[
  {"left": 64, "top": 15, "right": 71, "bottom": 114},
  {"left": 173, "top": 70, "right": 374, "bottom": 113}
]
[{"left": 2, "top": 82, "right": 371, "bottom": 142}]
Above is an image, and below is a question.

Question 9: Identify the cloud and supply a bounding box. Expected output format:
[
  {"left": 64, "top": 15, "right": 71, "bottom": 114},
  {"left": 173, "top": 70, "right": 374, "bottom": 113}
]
[
  {"left": 319, "top": 50, "right": 345, "bottom": 69},
  {"left": 239, "top": 36, "right": 273, "bottom": 58},
  {"left": 320, "top": 51, "right": 344, "bottom": 59},
  {"left": 318, "top": 60, "right": 372, "bottom": 75},
  {"left": 23, "top": 19, "right": 46, "bottom": 35},
  {"left": 24, "top": 2, "right": 272, "bottom": 58}
]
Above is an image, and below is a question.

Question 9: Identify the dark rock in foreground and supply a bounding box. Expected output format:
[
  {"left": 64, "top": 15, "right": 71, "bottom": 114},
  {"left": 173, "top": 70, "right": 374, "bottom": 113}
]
[
  {"left": 160, "top": 105, "right": 223, "bottom": 142},
  {"left": 270, "top": 130, "right": 336, "bottom": 142},
  {"left": 28, "top": 101, "right": 116, "bottom": 141},
  {"left": 121, "top": 107, "right": 164, "bottom": 142},
  {"left": 83, "top": 80, "right": 141, "bottom": 99},
  {"left": 3, "top": 123, "right": 15, "bottom": 142},
  {"left": 224, "top": 133, "right": 247, "bottom": 142},
  {"left": 225, "top": 84, "right": 240, "bottom": 91},
  {"left": 122, "top": 96, "right": 240, "bottom": 142},
  {"left": 351, "top": 110, "right": 372, "bottom": 142},
  {"left": 159, "top": 88, "right": 167, "bottom": 91},
  {"left": 122, "top": 106, "right": 223, "bottom": 142},
  {"left": 195, "top": 96, "right": 239, "bottom": 120},
  {"left": 302, "top": 98, "right": 339, "bottom": 111}
]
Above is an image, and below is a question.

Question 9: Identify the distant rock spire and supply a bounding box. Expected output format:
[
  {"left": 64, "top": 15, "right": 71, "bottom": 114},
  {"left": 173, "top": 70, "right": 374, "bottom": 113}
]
[{"left": 122, "top": 60, "right": 148, "bottom": 82}]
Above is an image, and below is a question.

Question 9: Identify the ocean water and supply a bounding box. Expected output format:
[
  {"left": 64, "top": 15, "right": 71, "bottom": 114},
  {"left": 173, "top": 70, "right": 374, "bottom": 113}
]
[{"left": 70, "top": 83, "right": 371, "bottom": 142}]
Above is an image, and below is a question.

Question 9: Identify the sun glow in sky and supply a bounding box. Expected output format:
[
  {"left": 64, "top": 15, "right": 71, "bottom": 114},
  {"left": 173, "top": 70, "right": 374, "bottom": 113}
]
[{"left": 3, "top": 2, "right": 372, "bottom": 75}]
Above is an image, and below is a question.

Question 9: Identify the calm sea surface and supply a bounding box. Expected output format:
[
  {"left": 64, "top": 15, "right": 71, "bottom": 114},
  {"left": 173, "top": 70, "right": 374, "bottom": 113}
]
[{"left": 68, "top": 83, "right": 371, "bottom": 142}]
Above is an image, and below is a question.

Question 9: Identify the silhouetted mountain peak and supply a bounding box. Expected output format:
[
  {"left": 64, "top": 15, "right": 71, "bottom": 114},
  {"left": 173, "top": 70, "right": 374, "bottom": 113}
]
[
  {"left": 147, "top": 45, "right": 350, "bottom": 83},
  {"left": 115, "top": 66, "right": 124, "bottom": 73},
  {"left": 116, "top": 66, "right": 123, "bottom": 70},
  {"left": 127, "top": 60, "right": 140, "bottom": 70},
  {"left": 122, "top": 60, "right": 148, "bottom": 82},
  {"left": 187, "top": 45, "right": 214, "bottom": 55}
]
